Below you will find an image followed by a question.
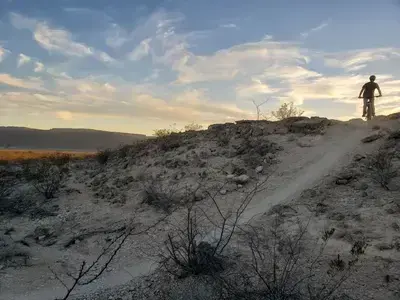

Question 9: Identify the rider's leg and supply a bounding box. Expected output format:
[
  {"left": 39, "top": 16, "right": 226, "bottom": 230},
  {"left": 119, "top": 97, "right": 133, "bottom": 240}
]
[
  {"left": 371, "top": 97, "right": 375, "bottom": 116},
  {"left": 362, "top": 98, "right": 367, "bottom": 117}
]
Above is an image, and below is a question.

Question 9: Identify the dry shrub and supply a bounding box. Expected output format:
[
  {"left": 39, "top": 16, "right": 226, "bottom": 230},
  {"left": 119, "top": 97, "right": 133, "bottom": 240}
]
[
  {"left": 220, "top": 219, "right": 366, "bottom": 300},
  {"left": 367, "top": 148, "right": 397, "bottom": 190},
  {"left": 22, "top": 157, "right": 69, "bottom": 199},
  {"left": 141, "top": 178, "right": 183, "bottom": 213},
  {"left": 95, "top": 148, "right": 112, "bottom": 164},
  {"left": 117, "top": 144, "right": 131, "bottom": 158},
  {"left": 157, "top": 133, "right": 182, "bottom": 152},
  {"left": 272, "top": 102, "right": 305, "bottom": 121},
  {"left": 217, "top": 131, "right": 231, "bottom": 147},
  {"left": 0, "top": 169, "right": 15, "bottom": 202},
  {"left": 0, "top": 247, "right": 30, "bottom": 268},
  {"left": 184, "top": 122, "right": 203, "bottom": 132},
  {"left": 161, "top": 179, "right": 268, "bottom": 279}
]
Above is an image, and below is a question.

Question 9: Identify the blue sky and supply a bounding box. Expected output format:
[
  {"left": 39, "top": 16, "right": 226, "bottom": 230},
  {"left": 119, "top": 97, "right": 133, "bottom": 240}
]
[{"left": 1, "top": 0, "right": 400, "bottom": 134}]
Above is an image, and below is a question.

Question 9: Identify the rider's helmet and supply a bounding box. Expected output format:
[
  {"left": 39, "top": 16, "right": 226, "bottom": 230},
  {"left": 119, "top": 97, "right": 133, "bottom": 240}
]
[{"left": 369, "top": 75, "right": 376, "bottom": 81}]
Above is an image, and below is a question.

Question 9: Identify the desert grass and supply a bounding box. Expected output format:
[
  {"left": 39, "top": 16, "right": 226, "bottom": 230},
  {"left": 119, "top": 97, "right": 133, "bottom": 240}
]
[{"left": 0, "top": 149, "right": 94, "bottom": 164}]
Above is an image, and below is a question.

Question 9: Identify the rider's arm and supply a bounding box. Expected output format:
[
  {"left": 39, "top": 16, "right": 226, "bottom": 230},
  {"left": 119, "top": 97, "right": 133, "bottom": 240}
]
[
  {"left": 359, "top": 85, "right": 365, "bottom": 98},
  {"left": 377, "top": 84, "right": 382, "bottom": 97}
]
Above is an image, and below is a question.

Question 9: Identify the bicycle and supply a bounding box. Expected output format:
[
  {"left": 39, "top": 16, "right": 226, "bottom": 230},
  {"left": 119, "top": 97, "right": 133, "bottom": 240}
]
[{"left": 359, "top": 95, "right": 381, "bottom": 121}]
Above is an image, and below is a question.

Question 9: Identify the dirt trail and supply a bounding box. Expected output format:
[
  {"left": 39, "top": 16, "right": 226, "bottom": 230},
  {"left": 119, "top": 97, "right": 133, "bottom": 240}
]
[
  {"left": 3, "top": 124, "right": 372, "bottom": 300},
  {"left": 205, "top": 125, "right": 370, "bottom": 242}
]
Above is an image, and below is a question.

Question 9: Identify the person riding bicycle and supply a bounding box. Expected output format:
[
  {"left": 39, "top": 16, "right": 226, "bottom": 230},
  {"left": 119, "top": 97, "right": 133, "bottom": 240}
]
[{"left": 358, "top": 75, "right": 382, "bottom": 117}]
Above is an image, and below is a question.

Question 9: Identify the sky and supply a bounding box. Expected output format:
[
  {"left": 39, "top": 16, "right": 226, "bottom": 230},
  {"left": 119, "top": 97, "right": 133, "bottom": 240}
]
[{"left": 1, "top": 0, "right": 400, "bottom": 134}]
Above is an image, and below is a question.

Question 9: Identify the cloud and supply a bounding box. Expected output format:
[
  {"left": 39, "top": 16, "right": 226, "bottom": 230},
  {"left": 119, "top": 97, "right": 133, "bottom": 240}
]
[
  {"left": 96, "top": 51, "right": 116, "bottom": 63},
  {"left": 144, "top": 69, "right": 160, "bottom": 82},
  {"left": 10, "top": 12, "right": 115, "bottom": 63},
  {"left": 128, "top": 38, "right": 151, "bottom": 61},
  {"left": 54, "top": 77, "right": 118, "bottom": 101},
  {"left": 0, "top": 75, "right": 252, "bottom": 126},
  {"left": 220, "top": 23, "right": 238, "bottom": 29},
  {"left": 63, "top": 7, "right": 97, "bottom": 14},
  {"left": 9, "top": 12, "right": 36, "bottom": 30},
  {"left": 34, "top": 61, "right": 45, "bottom": 72},
  {"left": 17, "top": 53, "right": 32, "bottom": 67},
  {"left": 0, "top": 73, "right": 45, "bottom": 91},
  {"left": 173, "top": 39, "right": 308, "bottom": 83},
  {"left": 300, "top": 20, "right": 330, "bottom": 38},
  {"left": 106, "top": 24, "right": 129, "bottom": 48},
  {"left": 0, "top": 47, "right": 9, "bottom": 62},
  {"left": 56, "top": 111, "right": 74, "bottom": 120},
  {"left": 258, "top": 65, "right": 321, "bottom": 81},
  {"left": 33, "top": 22, "right": 93, "bottom": 57},
  {"left": 324, "top": 48, "right": 400, "bottom": 72},
  {"left": 282, "top": 73, "right": 395, "bottom": 105},
  {"left": 236, "top": 79, "right": 277, "bottom": 98},
  {"left": 33, "top": 22, "right": 116, "bottom": 63},
  {"left": 104, "top": 83, "right": 116, "bottom": 92}
]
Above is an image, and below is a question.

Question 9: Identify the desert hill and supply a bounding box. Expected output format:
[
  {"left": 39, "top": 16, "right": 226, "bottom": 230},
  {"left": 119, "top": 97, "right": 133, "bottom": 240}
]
[{"left": 0, "top": 126, "right": 147, "bottom": 151}]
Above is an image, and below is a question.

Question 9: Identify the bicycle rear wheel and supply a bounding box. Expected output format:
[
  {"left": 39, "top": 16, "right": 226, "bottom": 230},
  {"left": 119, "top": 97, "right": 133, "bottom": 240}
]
[{"left": 366, "top": 103, "right": 372, "bottom": 121}]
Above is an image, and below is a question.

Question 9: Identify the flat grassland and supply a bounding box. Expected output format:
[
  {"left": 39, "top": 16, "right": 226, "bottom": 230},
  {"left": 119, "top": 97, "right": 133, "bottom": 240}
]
[{"left": 0, "top": 149, "right": 94, "bottom": 163}]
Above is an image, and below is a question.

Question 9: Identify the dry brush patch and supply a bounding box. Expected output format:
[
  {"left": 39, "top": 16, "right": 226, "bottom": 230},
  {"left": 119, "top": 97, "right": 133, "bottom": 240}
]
[
  {"left": 140, "top": 176, "right": 187, "bottom": 214},
  {"left": 0, "top": 169, "right": 15, "bottom": 202},
  {"left": 22, "top": 155, "right": 70, "bottom": 199},
  {"left": 218, "top": 218, "right": 366, "bottom": 300},
  {"left": 50, "top": 217, "right": 169, "bottom": 300},
  {"left": 366, "top": 147, "right": 397, "bottom": 190},
  {"left": 158, "top": 177, "right": 270, "bottom": 279}
]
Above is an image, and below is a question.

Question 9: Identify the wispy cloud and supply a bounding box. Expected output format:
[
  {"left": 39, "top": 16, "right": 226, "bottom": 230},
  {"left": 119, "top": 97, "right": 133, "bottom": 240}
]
[
  {"left": 106, "top": 24, "right": 129, "bottom": 48},
  {"left": 33, "top": 22, "right": 93, "bottom": 57},
  {"left": 324, "top": 48, "right": 400, "bottom": 72},
  {"left": 282, "top": 73, "right": 395, "bottom": 105},
  {"left": 0, "top": 75, "right": 252, "bottom": 129},
  {"left": 34, "top": 61, "right": 45, "bottom": 72},
  {"left": 10, "top": 12, "right": 115, "bottom": 63},
  {"left": 220, "top": 23, "right": 238, "bottom": 29},
  {"left": 0, "top": 46, "right": 9, "bottom": 62},
  {"left": 300, "top": 20, "right": 330, "bottom": 38},
  {"left": 56, "top": 110, "right": 74, "bottom": 120},
  {"left": 173, "top": 39, "right": 308, "bottom": 84},
  {"left": 9, "top": 12, "right": 36, "bottom": 30},
  {"left": 236, "top": 79, "right": 277, "bottom": 98},
  {"left": 0, "top": 73, "right": 45, "bottom": 91},
  {"left": 17, "top": 53, "right": 31, "bottom": 67},
  {"left": 128, "top": 38, "right": 152, "bottom": 61}
]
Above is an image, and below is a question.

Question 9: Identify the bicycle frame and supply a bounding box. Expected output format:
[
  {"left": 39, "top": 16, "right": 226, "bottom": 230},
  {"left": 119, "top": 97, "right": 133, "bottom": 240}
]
[{"left": 359, "top": 95, "right": 381, "bottom": 121}]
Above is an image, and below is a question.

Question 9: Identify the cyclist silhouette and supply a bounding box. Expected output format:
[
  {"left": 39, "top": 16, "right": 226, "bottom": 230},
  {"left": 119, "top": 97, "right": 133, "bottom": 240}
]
[{"left": 358, "top": 75, "right": 382, "bottom": 117}]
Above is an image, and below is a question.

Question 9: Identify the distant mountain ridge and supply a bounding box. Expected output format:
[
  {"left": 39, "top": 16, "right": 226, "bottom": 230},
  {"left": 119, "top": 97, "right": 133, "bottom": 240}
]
[{"left": 0, "top": 127, "right": 148, "bottom": 151}]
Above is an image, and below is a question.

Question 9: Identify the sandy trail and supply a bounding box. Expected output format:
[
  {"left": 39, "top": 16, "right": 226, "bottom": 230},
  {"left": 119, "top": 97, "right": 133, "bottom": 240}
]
[
  {"left": 3, "top": 124, "right": 371, "bottom": 300},
  {"left": 205, "top": 125, "right": 369, "bottom": 241}
]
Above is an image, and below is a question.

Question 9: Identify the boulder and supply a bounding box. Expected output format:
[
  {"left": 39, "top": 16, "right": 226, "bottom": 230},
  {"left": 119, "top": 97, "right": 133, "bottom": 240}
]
[
  {"left": 288, "top": 117, "right": 330, "bottom": 134},
  {"left": 255, "top": 166, "right": 263, "bottom": 173},
  {"left": 281, "top": 116, "right": 309, "bottom": 125},
  {"left": 353, "top": 154, "right": 366, "bottom": 161},
  {"left": 388, "top": 130, "right": 400, "bottom": 140},
  {"left": 361, "top": 133, "right": 382, "bottom": 143},
  {"left": 233, "top": 174, "right": 250, "bottom": 184}
]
